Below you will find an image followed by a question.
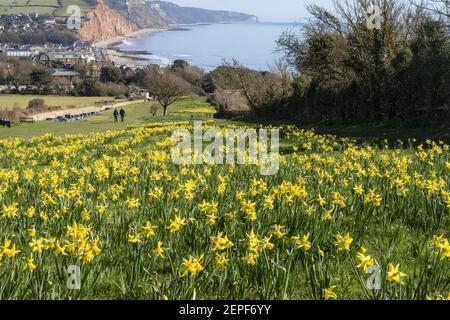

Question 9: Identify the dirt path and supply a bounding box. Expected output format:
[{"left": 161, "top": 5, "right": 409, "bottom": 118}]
[{"left": 32, "top": 100, "right": 143, "bottom": 121}]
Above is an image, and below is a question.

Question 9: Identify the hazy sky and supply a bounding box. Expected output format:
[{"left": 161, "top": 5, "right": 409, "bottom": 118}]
[{"left": 167, "top": 0, "right": 333, "bottom": 21}]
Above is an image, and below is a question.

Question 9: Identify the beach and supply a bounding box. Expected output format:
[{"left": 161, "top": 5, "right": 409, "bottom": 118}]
[
  {"left": 104, "top": 22, "right": 295, "bottom": 71},
  {"left": 96, "top": 28, "right": 167, "bottom": 65}
]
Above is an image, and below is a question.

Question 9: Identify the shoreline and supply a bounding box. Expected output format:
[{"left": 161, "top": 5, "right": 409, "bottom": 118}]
[
  {"left": 95, "top": 28, "right": 167, "bottom": 49},
  {"left": 94, "top": 28, "right": 168, "bottom": 65},
  {"left": 94, "top": 20, "right": 270, "bottom": 68},
  {"left": 96, "top": 28, "right": 167, "bottom": 66}
]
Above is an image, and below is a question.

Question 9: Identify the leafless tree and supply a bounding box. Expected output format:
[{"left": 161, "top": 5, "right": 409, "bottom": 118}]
[
  {"left": 411, "top": 0, "right": 450, "bottom": 19},
  {"left": 144, "top": 68, "right": 191, "bottom": 116},
  {"left": 212, "top": 60, "right": 291, "bottom": 114}
]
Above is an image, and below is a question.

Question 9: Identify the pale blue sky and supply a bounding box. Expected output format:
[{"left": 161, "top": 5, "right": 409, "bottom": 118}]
[{"left": 165, "top": 0, "right": 333, "bottom": 21}]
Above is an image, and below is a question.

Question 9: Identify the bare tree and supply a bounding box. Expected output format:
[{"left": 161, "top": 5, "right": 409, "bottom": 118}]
[
  {"left": 211, "top": 60, "right": 291, "bottom": 114},
  {"left": 411, "top": 0, "right": 450, "bottom": 19},
  {"left": 144, "top": 68, "right": 191, "bottom": 116}
]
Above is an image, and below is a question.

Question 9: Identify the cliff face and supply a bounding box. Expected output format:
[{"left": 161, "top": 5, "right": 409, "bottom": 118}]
[
  {"left": 126, "top": 3, "right": 170, "bottom": 29},
  {"left": 109, "top": 0, "right": 258, "bottom": 27},
  {"left": 145, "top": 1, "right": 259, "bottom": 25},
  {"left": 79, "top": 0, "right": 259, "bottom": 43},
  {"left": 78, "top": 0, "right": 139, "bottom": 43}
]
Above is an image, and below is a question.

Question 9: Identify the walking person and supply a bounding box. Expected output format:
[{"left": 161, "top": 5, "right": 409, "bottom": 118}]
[
  {"left": 113, "top": 108, "right": 118, "bottom": 123},
  {"left": 119, "top": 108, "right": 126, "bottom": 123}
]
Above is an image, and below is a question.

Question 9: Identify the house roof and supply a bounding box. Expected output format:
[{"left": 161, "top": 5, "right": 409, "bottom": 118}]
[
  {"left": 51, "top": 69, "right": 80, "bottom": 77},
  {"left": 7, "top": 48, "right": 31, "bottom": 52},
  {"left": 47, "top": 52, "right": 82, "bottom": 60}
]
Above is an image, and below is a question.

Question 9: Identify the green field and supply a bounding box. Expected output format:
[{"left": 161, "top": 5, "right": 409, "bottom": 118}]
[
  {"left": 0, "top": 97, "right": 217, "bottom": 139},
  {"left": 0, "top": 95, "right": 115, "bottom": 110},
  {"left": 53, "top": 0, "right": 94, "bottom": 17},
  {"left": 29, "top": 0, "right": 59, "bottom": 5},
  {"left": 0, "top": 0, "right": 92, "bottom": 17}
]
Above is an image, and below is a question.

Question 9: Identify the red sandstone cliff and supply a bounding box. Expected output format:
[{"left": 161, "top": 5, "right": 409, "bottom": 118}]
[{"left": 78, "top": 0, "right": 138, "bottom": 43}]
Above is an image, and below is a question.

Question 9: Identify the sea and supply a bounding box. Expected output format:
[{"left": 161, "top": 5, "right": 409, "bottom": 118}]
[{"left": 115, "top": 21, "right": 301, "bottom": 71}]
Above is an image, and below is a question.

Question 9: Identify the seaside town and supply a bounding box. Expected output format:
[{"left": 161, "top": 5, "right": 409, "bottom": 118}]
[
  {"left": 0, "top": 0, "right": 263, "bottom": 126},
  {"left": 0, "top": 12, "right": 147, "bottom": 93}
]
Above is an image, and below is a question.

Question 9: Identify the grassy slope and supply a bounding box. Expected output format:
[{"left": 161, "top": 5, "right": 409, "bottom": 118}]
[
  {"left": 0, "top": 96, "right": 448, "bottom": 299},
  {"left": 0, "top": 96, "right": 216, "bottom": 139},
  {"left": 2, "top": 95, "right": 450, "bottom": 143},
  {"left": 300, "top": 122, "right": 450, "bottom": 144},
  {"left": 0, "top": 95, "right": 115, "bottom": 110},
  {"left": 0, "top": 0, "right": 92, "bottom": 17}
]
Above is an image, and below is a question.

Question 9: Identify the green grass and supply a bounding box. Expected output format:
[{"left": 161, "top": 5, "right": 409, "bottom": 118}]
[
  {"left": 227, "top": 117, "right": 450, "bottom": 145},
  {"left": 0, "top": 0, "right": 92, "bottom": 16},
  {"left": 29, "top": 0, "right": 59, "bottom": 5},
  {"left": 53, "top": 0, "right": 94, "bottom": 17},
  {"left": 300, "top": 122, "right": 450, "bottom": 144},
  {"left": 0, "top": 97, "right": 217, "bottom": 139},
  {"left": 0, "top": 95, "right": 115, "bottom": 110},
  {"left": 4, "top": 95, "right": 450, "bottom": 144},
  {"left": 0, "top": 0, "right": 29, "bottom": 7},
  {"left": 0, "top": 6, "right": 56, "bottom": 15}
]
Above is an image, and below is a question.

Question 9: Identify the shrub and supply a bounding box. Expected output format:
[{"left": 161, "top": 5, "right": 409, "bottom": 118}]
[{"left": 27, "top": 98, "right": 45, "bottom": 110}]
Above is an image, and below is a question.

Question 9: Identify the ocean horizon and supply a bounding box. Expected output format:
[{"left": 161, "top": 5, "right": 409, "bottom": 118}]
[{"left": 115, "top": 21, "right": 302, "bottom": 71}]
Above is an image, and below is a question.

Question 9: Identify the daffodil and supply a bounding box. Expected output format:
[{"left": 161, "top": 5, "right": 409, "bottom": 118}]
[
  {"left": 2, "top": 203, "right": 18, "bottom": 218},
  {"left": 25, "top": 254, "right": 37, "bottom": 271},
  {"left": 261, "top": 236, "right": 274, "bottom": 250},
  {"left": 322, "top": 208, "right": 333, "bottom": 221},
  {"left": 180, "top": 254, "right": 204, "bottom": 277},
  {"left": 128, "top": 233, "right": 142, "bottom": 244},
  {"left": 142, "top": 221, "right": 157, "bottom": 238},
  {"left": 292, "top": 232, "right": 311, "bottom": 251},
  {"left": 215, "top": 253, "right": 230, "bottom": 270},
  {"left": 152, "top": 241, "right": 165, "bottom": 258},
  {"left": 335, "top": 233, "right": 353, "bottom": 252},
  {"left": 324, "top": 286, "right": 338, "bottom": 300},
  {"left": 54, "top": 241, "right": 68, "bottom": 257},
  {"left": 386, "top": 263, "right": 407, "bottom": 284},
  {"left": 27, "top": 228, "right": 36, "bottom": 238},
  {"left": 167, "top": 216, "right": 187, "bottom": 233},
  {"left": 353, "top": 184, "right": 364, "bottom": 195},
  {"left": 211, "top": 231, "right": 234, "bottom": 251},
  {"left": 356, "top": 247, "right": 376, "bottom": 273},
  {"left": 126, "top": 197, "right": 140, "bottom": 209},
  {"left": 2, "top": 240, "right": 21, "bottom": 258},
  {"left": 245, "top": 254, "right": 257, "bottom": 266},
  {"left": 272, "top": 225, "right": 285, "bottom": 239}
]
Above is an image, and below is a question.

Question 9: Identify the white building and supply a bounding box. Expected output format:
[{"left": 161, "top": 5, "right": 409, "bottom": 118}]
[{"left": 6, "top": 49, "right": 32, "bottom": 57}]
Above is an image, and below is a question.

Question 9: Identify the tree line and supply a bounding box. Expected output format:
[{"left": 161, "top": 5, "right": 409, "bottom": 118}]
[{"left": 209, "top": 0, "right": 450, "bottom": 125}]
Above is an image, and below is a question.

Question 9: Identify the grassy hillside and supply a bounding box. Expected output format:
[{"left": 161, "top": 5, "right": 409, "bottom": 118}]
[
  {"left": 0, "top": 96, "right": 448, "bottom": 300},
  {"left": 0, "top": 0, "right": 94, "bottom": 17},
  {"left": 0, "top": 95, "right": 114, "bottom": 110},
  {"left": 0, "top": 96, "right": 216, "bottom": 139}
]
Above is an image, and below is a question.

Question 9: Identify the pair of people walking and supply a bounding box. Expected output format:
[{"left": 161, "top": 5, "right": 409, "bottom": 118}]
[{"left": 113, "top": 108, "right": 126, "bottom": 123}]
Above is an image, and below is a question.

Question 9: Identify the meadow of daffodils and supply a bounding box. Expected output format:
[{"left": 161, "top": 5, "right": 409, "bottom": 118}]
[{"left": 0, "top": 121, "right": 449, "bottom": 300}]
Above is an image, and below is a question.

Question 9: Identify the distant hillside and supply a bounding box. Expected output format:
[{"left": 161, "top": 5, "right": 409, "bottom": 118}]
[
  {"left": 120, "top": 1, "right": 259, "bottom": 28},
  {"left": 1, "top": 0, "right": 259, "bottom": 43}
]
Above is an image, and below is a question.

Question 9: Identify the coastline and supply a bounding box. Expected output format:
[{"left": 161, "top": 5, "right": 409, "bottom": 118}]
[
  {"left": 95, "top": 28, "right": 167, "bottom": 49},
  {"left": 96, "top": 28, "right": 167, "bottom": 66}
]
